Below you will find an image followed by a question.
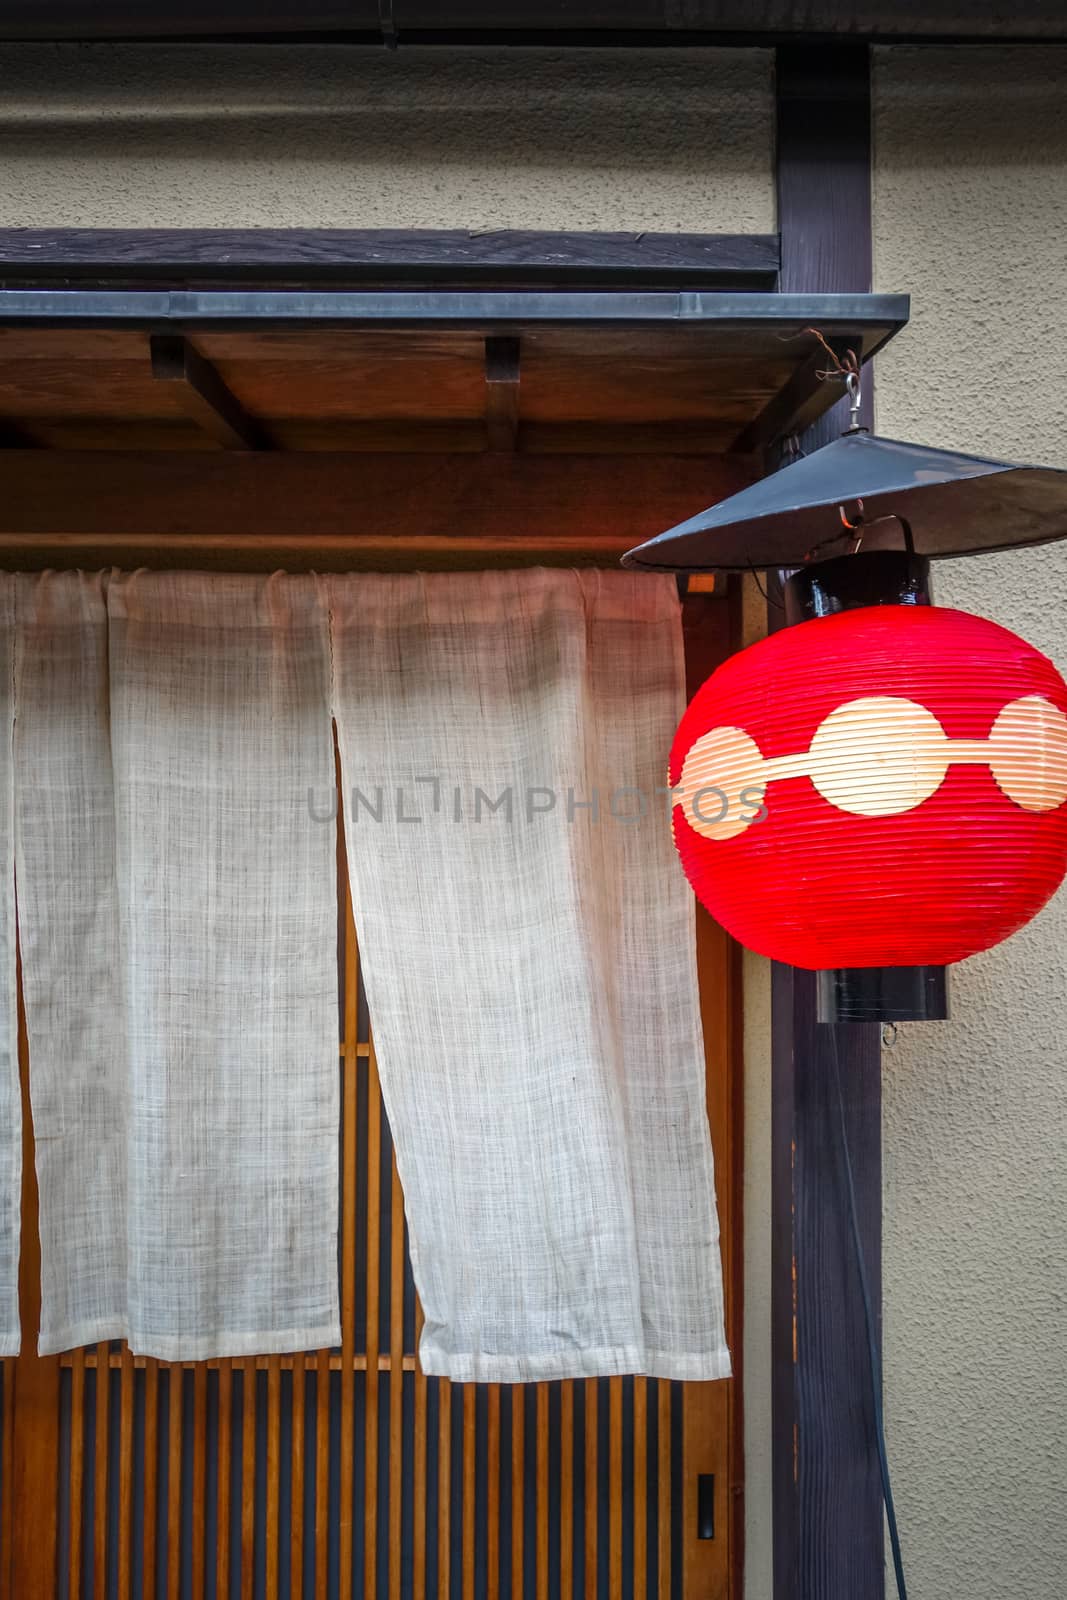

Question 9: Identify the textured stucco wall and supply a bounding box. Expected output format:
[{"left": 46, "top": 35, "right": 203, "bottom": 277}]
[
  {"left": 0, "top": 44, "right": 773, "bottom": 231},
  {"left": 873, "top": 46, "right": 1067, "bottom": 1600}
]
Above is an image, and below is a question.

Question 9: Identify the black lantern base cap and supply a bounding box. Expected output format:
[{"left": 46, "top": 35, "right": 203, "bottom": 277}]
[{"left": 816, "top": 965, "right": 949, "bottom": 1025}]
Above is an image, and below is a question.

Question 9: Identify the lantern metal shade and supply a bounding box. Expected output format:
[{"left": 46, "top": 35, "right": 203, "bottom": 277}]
[{"left": 622, "top": 431, "right": 1067, "bottom": 573}]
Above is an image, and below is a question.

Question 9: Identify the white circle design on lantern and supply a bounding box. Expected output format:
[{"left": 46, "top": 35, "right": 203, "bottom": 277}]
[
  {"left": 676, "top": 693, "right": 1067, "bottom": 841},
  {"left": 807, "top": 696, "right": 948, "bottom": 816}
]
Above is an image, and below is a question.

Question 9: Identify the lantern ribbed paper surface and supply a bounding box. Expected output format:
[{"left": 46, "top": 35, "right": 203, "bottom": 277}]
[{"left": 670, "top": 605, "right": 1067, "bottom": 969}]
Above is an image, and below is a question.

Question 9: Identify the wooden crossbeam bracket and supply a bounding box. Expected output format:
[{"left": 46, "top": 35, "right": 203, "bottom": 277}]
[
  {"left": 149, "top": 333, "right": 271, "bottom": 451},
  {"left": 484, "top": 335, "right": 521, "bottom": 452},
  {"left": 731, "top": 330, "right": 860, "bottom": 453}
]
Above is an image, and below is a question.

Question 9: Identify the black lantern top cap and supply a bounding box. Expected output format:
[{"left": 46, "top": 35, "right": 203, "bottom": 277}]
[{"left": 621, "top": 431, "right": 1067, "bottom": 573}]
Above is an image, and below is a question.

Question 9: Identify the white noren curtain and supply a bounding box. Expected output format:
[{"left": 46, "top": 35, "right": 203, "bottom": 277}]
[
  {"left": 327, "top": 570, "right": 729, "bottom": 1382},
  {"left": 14, "top": 572, "right": 341, "bottom": 1359},
  {"left": 0, "top": 567, "right": 728, "bottom": 1378}
]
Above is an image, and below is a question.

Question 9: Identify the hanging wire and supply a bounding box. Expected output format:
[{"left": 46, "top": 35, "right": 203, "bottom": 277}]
[
  {"left": 747, "top": 555, "right": 784, "bottom": 611},
  {"left": 827, "top": 1026, "right": 909, "bottom": 1600}
]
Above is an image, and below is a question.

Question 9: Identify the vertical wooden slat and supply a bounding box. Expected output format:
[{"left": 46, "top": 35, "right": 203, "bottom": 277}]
[
  {"left": 364, "top": 1040, "right": 382, "bottom": 1600},
  {"left": 167, "top": 1366, "right": 182, "bottom": 1600},
  {"left": 217, "top": 1360, "right": 232, "bottom": 1600},
  {"left": 291, "top": 1358, "right": 305, "bottom": 1600},
  {"left": 633, "top": 1379, "right": 648, "bottom": 1600},
  {"left": 511, "top": 1387, "right": 524, "bottom": 1600},
  {"left": 390, "top": 1156, "right": 405, "bottom": 1600},
  {"left": 0, "top": 1362, "right": 12, "bottom": 1600},
  {"left": 143, "top": 1359, "right": 159, "bottom": 1600},
  {"left": 68, "top": 1349, "right": 85, "bottom": 1600},
  {"left": 535, "top": 1384, "right": 549, "bottom": 1600},
  {"left": 559, "top": 1383, "right": 574, "bottom": 1600},
  {"left": 584, "top": 1381, "right": 597, "bottom": 1600},
  {"left": 240, "top": 1363, "right": 255, "bottom": 1600},
  {"left": 94, "top": 1343, "right": 109, "bottom": 1600},
  {"left": 11, "top": 962, "right": 60, "bottom": 1600},
  {"left": 0, "top": 1364, "right": 11, "bottom": 1599},
  {"left": 462, "top": 1385, "right": 476, "bottom": 1600},
  {"left": 117, "top": 1351, "right": 135, "bottom": 1600},
  {"left": 412, "top": 1303, "right": 428, "bottom": 1600},
  {"left": 487, "top": 1386, "right": 501, "bottom": 1600},
  {"left": 609, "top": 1379, "right": 622, "bottom": 1600},
  {"left": 341, "top": 875, "right": 358, "bottom": 1600},
  {"left": 266, "top": 1356, "right": 281, "bottom": 1598},
  {"left": 192, "top": 1361, "right": 208, "bottom": 1600},
  {"left": 657, "top": 1382, "right": 671, "bottom": 1600},
  {"left": 438, "top": 1378, "right": 452, "bottom": 1600},
  {"left": 315, "top": 1347, "right": 330, "bottom": 1597}
]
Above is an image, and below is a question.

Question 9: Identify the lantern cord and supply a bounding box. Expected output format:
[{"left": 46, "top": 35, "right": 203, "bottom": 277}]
[
  {"left": 828, "top": 1026, "right": 910, "bottom": 1600},
  {"left": 746, "top": 556, "right": 785, "bottom": 611}
]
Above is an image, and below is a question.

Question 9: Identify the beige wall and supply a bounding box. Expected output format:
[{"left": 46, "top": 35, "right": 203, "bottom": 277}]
[
  {"left": 0, "top": 43, "right": 773, "bottom": 231},
  {"left": 874, "top": 45, "right": 1067, "bottom": 1600}
]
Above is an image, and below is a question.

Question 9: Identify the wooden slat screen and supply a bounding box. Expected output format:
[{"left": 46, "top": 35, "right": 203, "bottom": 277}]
[{"left": 0, "top": 589, "right": 738, "bottom": 1599}]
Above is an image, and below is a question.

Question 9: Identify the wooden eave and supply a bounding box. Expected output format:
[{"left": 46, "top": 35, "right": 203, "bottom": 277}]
[{"left": 0, "top": 281, "right": 908, "bottom": 571}]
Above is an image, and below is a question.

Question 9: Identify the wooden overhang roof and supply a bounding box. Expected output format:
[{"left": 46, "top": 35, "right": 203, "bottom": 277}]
[{"left": 0, "top": 261, "right": 908, "bottom": 572}]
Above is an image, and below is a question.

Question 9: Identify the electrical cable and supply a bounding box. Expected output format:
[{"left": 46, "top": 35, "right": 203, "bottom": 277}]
[{"left": 827, "top": 1025, "right": 909, "bottom": 1600}]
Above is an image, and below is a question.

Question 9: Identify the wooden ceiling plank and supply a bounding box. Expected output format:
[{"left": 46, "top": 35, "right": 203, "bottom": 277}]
[
  {"left": 149, "top": 334, "right": 271, "bottom": 451},
  {"left": 484, "top": 336, "right": 521, "bottom": 453}
]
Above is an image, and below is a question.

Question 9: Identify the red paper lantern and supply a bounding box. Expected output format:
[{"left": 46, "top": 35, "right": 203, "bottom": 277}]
[{"left": 670, "top": 605, "right": 1067, "bottom": 970}]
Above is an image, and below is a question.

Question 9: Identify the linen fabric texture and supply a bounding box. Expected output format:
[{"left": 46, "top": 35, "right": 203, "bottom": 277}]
[
  {"left": 12, "top": 572, "right": 340, "bottom": 1359},
  {"left": 0, "top": 568, "right": 728, "bottom": 1381},
  {"left": 326, "top": 570, "right": 729, "bottom": 1382}
]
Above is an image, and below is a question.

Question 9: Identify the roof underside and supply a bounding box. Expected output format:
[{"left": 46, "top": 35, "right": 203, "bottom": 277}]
[
  {"left": 0, "top": 290, "right": 907, "bottom": 456},
  {"left": 0, "top": 286, "right": 908, "bottom": 570}
]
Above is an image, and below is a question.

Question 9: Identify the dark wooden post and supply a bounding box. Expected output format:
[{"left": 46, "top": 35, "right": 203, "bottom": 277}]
[{"left": 771, "top": 41, "right": 886, "bottom": 1600}]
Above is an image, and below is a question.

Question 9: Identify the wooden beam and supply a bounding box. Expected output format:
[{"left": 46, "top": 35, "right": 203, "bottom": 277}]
[
  {"left": 484, "top": 336, "right": 520, "bottom": 452},
  {"left": 731, "top": 335, "right": 860, "bottom": 455},
  {"left": 0, "top": 229, "right": 780, "bottom": 288},
  {"left": 0, "top": 2, "right": 1061, "bottom": 41},
  {"left": 0, "top": 449, "right": 752, "bottom": 570},
  {"left": 770, "top": 40, "right": 885, "bottom": 1600},
  {"left": 149, "top": 333, "right": 270, "bottom": 451}
]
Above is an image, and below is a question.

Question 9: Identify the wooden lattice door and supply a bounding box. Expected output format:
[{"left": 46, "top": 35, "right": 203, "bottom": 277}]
[{"left": 0, "top": 589, "right": 740, "bottom": 1600}]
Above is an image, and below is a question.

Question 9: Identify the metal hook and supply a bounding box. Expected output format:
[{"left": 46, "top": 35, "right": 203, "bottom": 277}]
[
  {"left": 838, "top": 497, "right": 864, "bottom": 531},
  {"left": 845, "top": 370, "right": 863, "bottom": 432}
]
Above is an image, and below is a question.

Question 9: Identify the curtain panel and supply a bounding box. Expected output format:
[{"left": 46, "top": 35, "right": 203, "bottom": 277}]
[{"left": 0, "top": 569, "right": 729, "bottom": 1382}]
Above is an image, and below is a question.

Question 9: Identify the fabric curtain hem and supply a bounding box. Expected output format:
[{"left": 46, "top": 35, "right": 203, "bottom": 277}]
[
  {"left": 417, "top": 1344, "right": 733, "bottom": 1385},
  {"left": 38, "top": 1319, "right": 343, "bottom": 1362}
]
